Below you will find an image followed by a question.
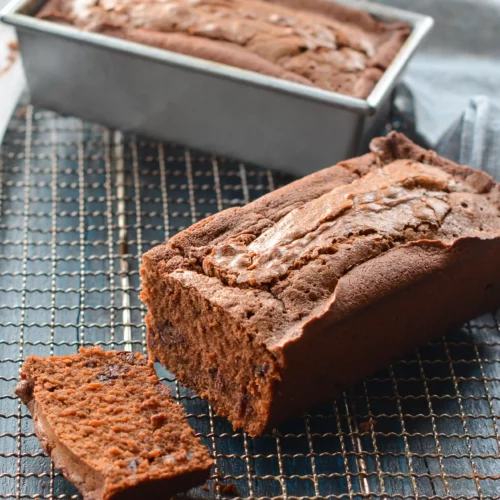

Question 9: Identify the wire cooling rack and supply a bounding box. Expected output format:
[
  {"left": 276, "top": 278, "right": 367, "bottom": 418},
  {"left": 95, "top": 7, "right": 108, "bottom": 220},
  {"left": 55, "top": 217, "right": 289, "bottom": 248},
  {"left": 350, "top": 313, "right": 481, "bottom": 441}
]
[{"left": 1, "top": 99, "right": 500, "bottom": 500}]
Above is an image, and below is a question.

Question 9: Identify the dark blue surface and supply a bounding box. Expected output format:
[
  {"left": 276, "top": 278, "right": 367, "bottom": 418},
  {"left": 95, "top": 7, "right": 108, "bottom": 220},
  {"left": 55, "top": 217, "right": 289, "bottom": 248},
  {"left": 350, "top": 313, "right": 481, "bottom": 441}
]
[{"left": 0, "top": 101, "right": 499, "bottom": 499}]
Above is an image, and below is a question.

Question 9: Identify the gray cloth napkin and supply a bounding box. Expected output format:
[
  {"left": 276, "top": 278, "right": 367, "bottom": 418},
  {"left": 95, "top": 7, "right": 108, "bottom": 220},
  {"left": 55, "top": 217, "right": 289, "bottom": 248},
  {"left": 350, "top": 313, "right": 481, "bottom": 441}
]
[
  {"left": 381, "top": 0, "right": 500, "bottom": 181},
  {"left": 437, "top": 96, "right": 500, "bottom": 180},
  {"left": 378, "top": 0, "right": 500, "bottom": 147}
]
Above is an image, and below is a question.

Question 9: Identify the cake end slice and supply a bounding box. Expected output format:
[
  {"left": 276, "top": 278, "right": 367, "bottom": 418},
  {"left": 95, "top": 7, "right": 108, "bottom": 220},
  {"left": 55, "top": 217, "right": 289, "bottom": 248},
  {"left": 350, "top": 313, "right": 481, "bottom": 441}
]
[{"left": 15, "top": 347, "right": 213, "bottom": 500}]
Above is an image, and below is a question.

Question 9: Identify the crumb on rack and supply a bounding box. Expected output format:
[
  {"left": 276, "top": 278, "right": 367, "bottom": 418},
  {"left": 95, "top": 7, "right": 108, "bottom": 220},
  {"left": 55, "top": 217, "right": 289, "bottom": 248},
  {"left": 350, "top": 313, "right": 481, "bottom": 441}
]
[
  {"left": 218, "top": 481, "right": 239, "bottom": 496},
  {"left": 8, "top": 40, "right": 19, "bottom": 52},
  {"left": 358, "top": 418, "right": 377, "bottom": 433},
  {"left": 16, "top": 107, "right": 26, "bottom": 119},
  {"left": 0, "top": 40, "right": 20, "bottom": 77}
]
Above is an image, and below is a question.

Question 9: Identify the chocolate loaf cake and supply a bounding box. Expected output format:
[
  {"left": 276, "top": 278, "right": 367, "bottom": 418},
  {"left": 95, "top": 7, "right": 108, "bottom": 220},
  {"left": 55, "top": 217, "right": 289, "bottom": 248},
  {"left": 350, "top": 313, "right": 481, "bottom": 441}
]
[
  {"left": 36, "top": 0, "right": 409, "bottom": 98},
  {"left": 15, "top": 347, "right": 213, "bottom": 500},
  {"left": 141, "top": 133, "right": 500, "bottom": 436}
]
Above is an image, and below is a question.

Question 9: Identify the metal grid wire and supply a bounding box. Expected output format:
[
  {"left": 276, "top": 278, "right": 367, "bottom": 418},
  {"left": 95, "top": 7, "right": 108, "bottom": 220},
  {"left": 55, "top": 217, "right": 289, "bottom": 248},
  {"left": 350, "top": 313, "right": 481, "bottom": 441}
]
[{"left": 1, "top": 99, "right": 500, "bottom": 500}]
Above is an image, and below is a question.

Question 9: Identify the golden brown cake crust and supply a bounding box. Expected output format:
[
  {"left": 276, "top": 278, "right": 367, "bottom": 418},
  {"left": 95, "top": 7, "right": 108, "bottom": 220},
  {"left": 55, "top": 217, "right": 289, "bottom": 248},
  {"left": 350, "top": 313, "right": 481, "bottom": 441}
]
[
  {"left": 36, "top": 0, "right": 409, "bottom": 98},
  {"left": 15, "top": 347, "right": 213, "bottom": 500},
  {"left": 141, "top": 133, "right": 500, "bottom": 435}
]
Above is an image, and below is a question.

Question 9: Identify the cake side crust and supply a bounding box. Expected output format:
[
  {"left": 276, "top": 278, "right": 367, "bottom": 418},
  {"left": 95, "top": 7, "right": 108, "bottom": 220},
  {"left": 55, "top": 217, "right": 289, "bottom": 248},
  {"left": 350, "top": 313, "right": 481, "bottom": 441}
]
[{"left": 264, "top": 235, "right": 500, "bottom": 428}]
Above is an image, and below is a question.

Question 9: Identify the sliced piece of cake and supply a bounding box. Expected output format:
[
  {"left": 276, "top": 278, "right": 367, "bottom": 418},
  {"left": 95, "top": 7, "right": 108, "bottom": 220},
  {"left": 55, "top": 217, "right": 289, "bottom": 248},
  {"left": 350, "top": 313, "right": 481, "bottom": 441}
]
[{"left": 15, "top": 347, "right": 213, "bottom": 500}]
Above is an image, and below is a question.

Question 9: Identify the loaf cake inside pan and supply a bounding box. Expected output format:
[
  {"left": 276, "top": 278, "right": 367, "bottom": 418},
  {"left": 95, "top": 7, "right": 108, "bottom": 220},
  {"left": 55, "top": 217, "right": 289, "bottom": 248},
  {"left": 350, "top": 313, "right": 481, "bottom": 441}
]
[
  {"left": 15, "top": 347, "right": 213, "bottom": 500},
  {"left": 140, "top": 133, "right": 500, "bottom": 436},
  {"left": 36, "top": 0, "right": 409, "bottom": 99}
]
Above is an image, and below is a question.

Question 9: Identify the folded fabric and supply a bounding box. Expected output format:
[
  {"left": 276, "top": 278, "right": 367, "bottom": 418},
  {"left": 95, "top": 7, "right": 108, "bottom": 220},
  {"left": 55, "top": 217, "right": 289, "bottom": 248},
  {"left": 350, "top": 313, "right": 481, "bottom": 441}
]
[
  {"left": 383, "top": 0, "right": 500, "bottom": 146},
  {"left": 437, "top": 96, "right": 500, "bottom": 181}
]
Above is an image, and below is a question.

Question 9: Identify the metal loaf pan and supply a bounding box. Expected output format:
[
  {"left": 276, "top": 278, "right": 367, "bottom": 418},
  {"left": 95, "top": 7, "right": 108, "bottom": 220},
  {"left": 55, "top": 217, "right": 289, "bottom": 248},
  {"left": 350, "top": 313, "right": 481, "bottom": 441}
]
[{"left": 1, "top": 0, "right": 433, "bottom": 175}]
